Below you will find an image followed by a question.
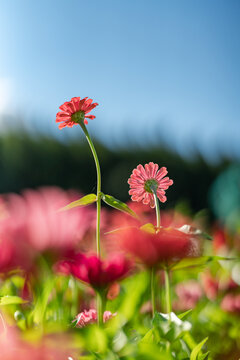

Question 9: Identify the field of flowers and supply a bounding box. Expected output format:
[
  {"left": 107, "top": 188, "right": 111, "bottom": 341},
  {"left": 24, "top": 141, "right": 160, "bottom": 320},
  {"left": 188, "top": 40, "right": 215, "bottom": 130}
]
[{"left": 0, "top": 97, "right": 239, "bottom": 360}]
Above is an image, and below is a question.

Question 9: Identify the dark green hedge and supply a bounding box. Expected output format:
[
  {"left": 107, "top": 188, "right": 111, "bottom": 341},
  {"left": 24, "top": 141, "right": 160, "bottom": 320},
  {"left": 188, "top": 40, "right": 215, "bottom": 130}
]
[{"left": 0, "top": 132, "right": 232, "bottom": 216}]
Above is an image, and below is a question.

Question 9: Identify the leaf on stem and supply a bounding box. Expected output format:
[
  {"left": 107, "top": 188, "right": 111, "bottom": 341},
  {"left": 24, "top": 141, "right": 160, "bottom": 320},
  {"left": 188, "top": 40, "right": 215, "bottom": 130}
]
[
  {"left": 171, "top": 256, "right": 232, "bottom": 271},
  {"left": 190, "top": 337, "right": 208, "bottom": 360},
  {"left": 0, "top": 295, "right": 27, "bottom": 306},
  {"left": 59, "top": 194, "right": 97, "bottom": 211},
  {"left": 178, "top": 309, "right": 193, "bottom": 320},
  {"left": 101, "top": 193, "right": 138, "bottom": 218}
]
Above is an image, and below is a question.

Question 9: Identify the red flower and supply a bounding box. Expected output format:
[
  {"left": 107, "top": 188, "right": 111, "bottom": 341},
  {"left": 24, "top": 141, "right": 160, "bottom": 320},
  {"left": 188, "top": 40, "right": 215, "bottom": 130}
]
[
  {"left": 56, "top": 97, "right": 98, "bottom": 130},
  {"left": 115, "top": 227, "right": 200, "bottom": 268},
  {"left": 56, "top": 253, "right": 131, "bottom": 290},
  {"left": 128, "top": 162, "right": 173, "bottom": 208}
]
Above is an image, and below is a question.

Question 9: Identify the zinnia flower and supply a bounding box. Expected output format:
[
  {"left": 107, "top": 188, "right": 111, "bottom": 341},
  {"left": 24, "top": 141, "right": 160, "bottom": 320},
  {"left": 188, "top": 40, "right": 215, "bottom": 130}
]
[
  {"left": 0, "top": 187, "right": 95, "bottom": 274},
  {"left": 56, "top": 253, "right": 131, "bottom": 290},
  {"left": 3, "top": 187, "right": 93, "bottom": 253},
  {"left": 56, "top": 97, "right": 98, "bottom": 130},
  {"left": 74, "top": 309, "right": 116, "bottom": 328},
  {"left": 115, "top": 226, "right": 200, "bottom": 268},
  {"left": 128, "top": 162, "right": 173, "bottom": 208}
]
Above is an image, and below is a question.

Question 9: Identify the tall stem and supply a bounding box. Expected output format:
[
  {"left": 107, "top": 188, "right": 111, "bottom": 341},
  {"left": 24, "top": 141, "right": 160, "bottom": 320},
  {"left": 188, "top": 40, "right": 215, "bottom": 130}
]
[
  {"left": 164, "top": 268, "right": 171, "bottom": 316},
  {"left": 150, "top": 191, "right": 161, "bottom": 317},
  {"left": 97, "top": 291, "right": 106, "bottom": 326},
  {"left": 153, "top": 192, "right": 160, "bottom": 228},
  {"left": 79, "top": 123, "right": 101, "bottom": 257},
  {"left": 151, "top": 267, "right": 156, "bottom": 316}
]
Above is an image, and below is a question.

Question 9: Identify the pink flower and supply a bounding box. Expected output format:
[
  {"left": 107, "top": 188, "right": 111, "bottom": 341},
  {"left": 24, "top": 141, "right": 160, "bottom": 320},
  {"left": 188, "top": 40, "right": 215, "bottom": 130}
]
[
  {"left": 74, "top": 309, "right": 116, "bottom": 327},
  {"left": 128, "top": 162, "right": 173, "bottom": 208},
  {"left": 0, "top": 187, "right": 96, "bottom": 274},
  {"left": 0, "top": 325, "right": 75, "bottom": 360},
  {"left": 56, "top": 253, "right": 131, "bottom": 290},
  {"left": 3, "top": 187, "right": 93, "bottom": 252},
  {"left": 56, "top": 97, "right": 98, "bottom": 129},
  {"left": 114, "top": 227, "right": 200, "bottom": 268},
  {"left": 74, "top": 309, "right": 97, "bottom": 327}
]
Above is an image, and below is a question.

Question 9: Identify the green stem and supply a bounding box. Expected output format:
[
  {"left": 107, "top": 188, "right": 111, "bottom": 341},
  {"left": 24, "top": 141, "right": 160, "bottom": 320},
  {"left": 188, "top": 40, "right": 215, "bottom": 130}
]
[
  {"left": 97, "top": 291, "right": 106, "bottom": 326},
  {"left": 153, "top": 191, "right": 160, "bottom": 228},
  {"left": 164, "top": 268, "right": 171, "bottom": 316},
  {"left": 151, "top": 267, "right": 156, "bottom": 317},
  {"left": 149, "top": 191, "right": 161, "bottom": 317},
  {"left": 79, "top": 123, "right": 101, "bottom": 257}
]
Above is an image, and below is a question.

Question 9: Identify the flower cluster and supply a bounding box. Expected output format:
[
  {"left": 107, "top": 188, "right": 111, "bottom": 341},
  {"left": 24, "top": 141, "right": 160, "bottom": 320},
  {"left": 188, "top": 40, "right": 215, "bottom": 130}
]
[{"left": 74, "top": 309, "right": 116, "bottom": 328}]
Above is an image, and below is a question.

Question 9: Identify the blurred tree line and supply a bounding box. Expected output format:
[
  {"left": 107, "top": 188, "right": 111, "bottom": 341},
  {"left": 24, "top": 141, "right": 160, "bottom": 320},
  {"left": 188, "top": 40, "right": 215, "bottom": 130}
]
[{"left": 0, "top": 131, "right": 233, "bottom": 218}]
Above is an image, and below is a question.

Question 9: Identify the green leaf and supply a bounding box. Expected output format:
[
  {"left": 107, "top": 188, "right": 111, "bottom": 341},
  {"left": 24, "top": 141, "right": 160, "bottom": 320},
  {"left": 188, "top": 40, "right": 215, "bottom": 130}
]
[
  {"left": 171, "top": 256, "right": 232, "bottom": 271},
  {"left": 178, "top": 309, "right": 192, "bottom": 320},
  {"left": 198, "top": 352, "right": 210, "bottom": 360},
  {"left": 0, "top": 295, "right": 27, "bottom": 305},
  {"left": 140, "top": 329, "right": 154, "bottom": 344},
  {"left": 31, "top": 277, "right": 54, "bottom": 324},
  {"left": 59, "top": 194, "right": 97, "bottom": 211},
  {"left": 190, "top": 337, "right": 208, "bottom": 360},
  {"left": 101, "top": 193, "right": 138, "bottom": 218}
]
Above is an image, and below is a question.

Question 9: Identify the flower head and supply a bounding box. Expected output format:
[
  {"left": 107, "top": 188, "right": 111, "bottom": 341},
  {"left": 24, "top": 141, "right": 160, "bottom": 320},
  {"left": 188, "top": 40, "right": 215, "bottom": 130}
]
[
  {"left": 116, "top": 226, "right": 200, "bottom": 268},
  {"left": 56, "top": 97, "right": 98, "bottom": 130},
  {"left": 128, "top": 162, "right": 173, "bottom": 208},
  {"left": 56, "top": 253, "right": 131, "bottom": 290},
  {"left": 3, "top": 187, "right": 93, "bottom": 253},
  {"left": 74, "top": 309, "right": 116, "bottom": 328}
]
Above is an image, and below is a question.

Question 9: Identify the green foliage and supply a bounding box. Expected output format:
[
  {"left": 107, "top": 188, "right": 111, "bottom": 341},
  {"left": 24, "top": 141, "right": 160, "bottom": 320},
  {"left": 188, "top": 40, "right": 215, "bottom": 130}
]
[
  {"left": 101, "top": 193, "right": 138, "bottom": 218},
  {"left": 190, "top": 337, "right": 208, "bottom": 360},
  {"left": 0, "top": 131, "right": 232, "bottom": 214},
  {"left": 60, "top": 193, "right": 97, "bottom": 210},
  {"left": 171, "top": 256, "right": 231, "bottom": 271},
  {"left": 0, "top": 295, "right": 27, "bottom": 305}
]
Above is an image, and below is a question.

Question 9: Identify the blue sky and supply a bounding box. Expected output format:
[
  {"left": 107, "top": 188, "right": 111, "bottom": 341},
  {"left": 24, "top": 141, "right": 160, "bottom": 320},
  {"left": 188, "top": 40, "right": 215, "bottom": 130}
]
[{"left": 0, "top": 0, "right": 240, "bottom": 161}]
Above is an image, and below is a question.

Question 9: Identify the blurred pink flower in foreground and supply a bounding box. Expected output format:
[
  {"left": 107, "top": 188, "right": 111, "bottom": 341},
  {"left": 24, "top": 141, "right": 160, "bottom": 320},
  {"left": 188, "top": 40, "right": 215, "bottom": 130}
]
[
  {"left": 128, "top": 162, "right": 173, "bottom": 208},
  {"left": 74, "top": 309, "right": 116, "bottom": 327},
  {"left": 114, "top": 227, "right": 200, "bottom": 268},
  {"left": 0, "top": 326, "right": 76, "bottom": 360},
  {"left": 56, "top": 253, "right": 131, "bottom": 290},
  {"left": 3, "top": 187, "right": 93, "bottom": 252},
  {"left": 56, "top": 96, "right": 98, "bottom": 129},
  {"left": 0, "top": 187, "right": 95, "bottom": 272},
  {"left": 173, "top": 280, "right": 203, "bottom": 311}
]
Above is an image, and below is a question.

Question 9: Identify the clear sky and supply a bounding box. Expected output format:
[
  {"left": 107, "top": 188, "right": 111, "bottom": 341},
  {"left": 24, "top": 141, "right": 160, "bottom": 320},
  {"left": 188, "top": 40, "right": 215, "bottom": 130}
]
[{"left": 0, "top": 0, "right": 240, "bottom": 161}]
